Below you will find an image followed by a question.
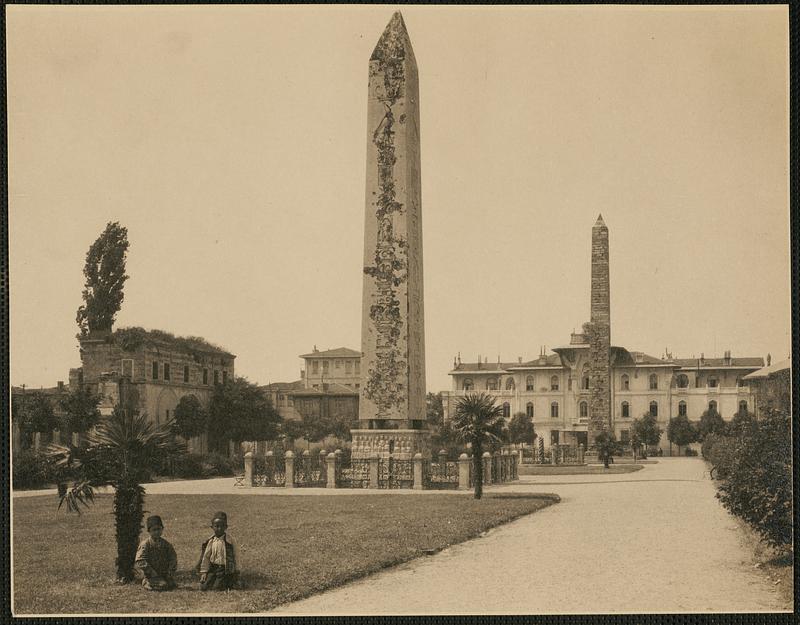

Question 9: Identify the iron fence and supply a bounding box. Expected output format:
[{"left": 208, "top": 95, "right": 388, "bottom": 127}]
[
  {"left": 253, "top": 454, "right": 286, "bottom": 487},
  {"left": 336, "top": 458, "right": 370, "bottom": 488},
  {"left": 378, "top": 457, "right": 414, "bottom": 489},
  {"left": 294, "top": 452, "right": 326, "bottom": 487},
  {"left": 426, "top": 461, "right": 459, "bottom": 490}
]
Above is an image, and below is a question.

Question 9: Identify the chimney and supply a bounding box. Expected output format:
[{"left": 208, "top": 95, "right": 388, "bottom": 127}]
[
  {"left": 700, "top": 352, "right": 705, "bottom": 365},
  {"left": 313, "top": 345, "right": 318, "bottom": 352},
  {"left": 477, "top": 355, "right": 481, "bottom": 370},
  {"left": 57, "top": 381, "right": 64, "bottom": 392},
  {"left": 518, "top": 356, "right": 522, "bottom": 364},
  {"left": 457, "top": 352, "right": 461, "bottom": 365},
  {"left": 767, "top": 353, "right": 772, "bottom": 366}
]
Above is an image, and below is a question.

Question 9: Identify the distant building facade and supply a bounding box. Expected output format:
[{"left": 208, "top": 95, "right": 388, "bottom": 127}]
[
  {"left": 262, "top": 346, "right": 360, "bottom": 429},
  {"left": 742, "top": 356, "right": 791, "bottom": 416},
  {"left": 442, "top": 217, "right": 766, "bottom": 456}
]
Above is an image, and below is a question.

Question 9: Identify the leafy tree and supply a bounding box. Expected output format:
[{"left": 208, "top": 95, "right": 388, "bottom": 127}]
[
  {"left": 281, "top": 419, "right": 307, "bottom": 444},
  {"left": 631, "top": 412, "right": 662, "bottom": 452},
  {"left": 426, "top": 392, "right": 444, "bottom": 426},
  {"left": 507, "top": 412, "right": 535, "bottom": 447},
  {"left": 17, "top": 392, "right": 60, "bottom": 441},
  {"left": 44, "top": 402, "right": 183, "bottom": 582},
  {"left": 450, "top": 393, "right": 507, "bottom": 500},
  {"left": 667, "top": 414, "right": 697, "bottom": 454},
  {"left": 594, "top": 430, "right": 619, "bottom": 469},
  {"left": 58, "top": 385, "right": 102, "bottom": 435},
  {"left": 76, "top": 221, "right": 129, "bottom": 336},
  {"left": 208, "top": 377, "right": 282, "bottom": 453},
  {"left": 171, "top": 394, "right": 208, "bottom": 440},
  {"left": 727, "top": 408, "right": 756, "bottom": 437},
  {"left": 696, "top": 407, "right": 727, "bottom": 441}
]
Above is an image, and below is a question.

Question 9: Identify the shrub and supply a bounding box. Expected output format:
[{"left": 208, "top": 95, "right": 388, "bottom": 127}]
[
  {"left": 684, "top": 447, "right": 697, "bottom": 456},
  {"left": 203, "top": 452, "right": 235, "bottom": 477},
  {"left": 706, "top": 409, "right": 792, "bottom": 549},
  {"left": 13, "top": 451, "right": 55, "bottom": 490}
]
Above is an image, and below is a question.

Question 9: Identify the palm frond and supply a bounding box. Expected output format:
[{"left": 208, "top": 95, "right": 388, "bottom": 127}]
[{"left": 58, "top": 480, "right": 96, "bottom": 515}]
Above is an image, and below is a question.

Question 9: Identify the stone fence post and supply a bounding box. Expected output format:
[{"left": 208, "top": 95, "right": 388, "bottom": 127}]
[
  {"left": 319, "top": 449, "right": 327, "bottom": 482},
  {"left": 285, "top": 451, "right": 295, "bottom": 489},
  {"left": 326, "top": 452, "right": 337, "bottom": 488},
  {"left": 369, "top": 455, "right": 380, "bottom": 489},
  {"left": 578, "top": 443, "right": 585, "bottom": 465},
  {"left": 512, "top": 452, "right": 519, "bottom": 480},
  {"left": 244, "top": 451, "right": 254, "bottom": 487},
  {"left": 438, "top": 449, "right": 447, "bottom": 477},
  {"left": 482, "top": 451, "right": 492, "bottom": 485},
  {"left": 458, "top": 453, "right": 470, "bottom": 490},
  {"left": 551, "top": 445, "right": 557, "bottom": 465},
  {"left": 413, "top": 453, "right": 424, "bottom": 490}
]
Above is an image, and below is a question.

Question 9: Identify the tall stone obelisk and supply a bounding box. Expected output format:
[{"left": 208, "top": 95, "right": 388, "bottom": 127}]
[
  {"left": 352, "top": 12, "right": 430, "bottom": 460},
  {"left": 587, "top": 214, "right": 612, "bottom": 446}
]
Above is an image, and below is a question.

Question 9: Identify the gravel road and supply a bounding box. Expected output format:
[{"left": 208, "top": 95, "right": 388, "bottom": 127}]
[{"left": 272, "top": 458, "right": 789, "bottom": 614}]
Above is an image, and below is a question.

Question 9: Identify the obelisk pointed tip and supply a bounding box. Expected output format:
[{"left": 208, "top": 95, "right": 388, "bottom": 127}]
[
  {"left": 371, "top": 11, "right": 413, "bottom": 62},
  {"left": 594, "top": 214, "right": 606, "bottom": 227}
]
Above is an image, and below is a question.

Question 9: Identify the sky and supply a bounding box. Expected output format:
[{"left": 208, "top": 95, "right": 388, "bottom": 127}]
[{"left": 8, "top": 5, "right": 790, "bottom": 393}]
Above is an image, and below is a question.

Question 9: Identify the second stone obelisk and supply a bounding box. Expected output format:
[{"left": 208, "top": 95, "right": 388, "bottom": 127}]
[{"left": 352, "top": 12, "right": 430, "bottom": 460}]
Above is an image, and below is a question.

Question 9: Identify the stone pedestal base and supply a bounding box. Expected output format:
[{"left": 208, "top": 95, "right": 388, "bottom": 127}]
[{"left": 350, "top": 429, "right": 431, "bottom": 459}]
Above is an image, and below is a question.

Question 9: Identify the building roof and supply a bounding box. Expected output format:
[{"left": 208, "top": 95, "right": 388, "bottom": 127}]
[
  {"left": 742, "top": 358, "right": 790, "bottom": 380},
  {"left": 260, "top": 380, "right": 305, "bottom": 392},
  {"left": 11, "top": 385, "right": 67, "bottom": 397},
  {"left": 109, "top": 327, "right": 235, "bottom": 357},
  {"left": 673, "top": 357, "right": 764, "bottom": 369},
  {"left": 299, "top": 347, "right": 361, "bottom": 359},
  {"left": 291, "top": 382, "right": 359, "bottom": 396},
  {"left": 451, "top": 354, "right": 563, "bottom": 374}
]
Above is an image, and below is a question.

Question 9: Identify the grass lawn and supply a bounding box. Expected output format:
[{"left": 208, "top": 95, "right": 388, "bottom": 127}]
[
  {"left": 519, "top": 464, "right": 643, "bottom": 475},
  {"left": 13, "top": 491, "right": 558, "bottom": 615}
]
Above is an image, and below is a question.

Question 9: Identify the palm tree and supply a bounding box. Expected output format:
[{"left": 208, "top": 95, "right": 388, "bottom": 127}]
[
  {"left": 45, "top": 404, "right": 182, "bottom": 582},
  {"left": 451, "top": 393, "right": 507, "bottom": 499}
]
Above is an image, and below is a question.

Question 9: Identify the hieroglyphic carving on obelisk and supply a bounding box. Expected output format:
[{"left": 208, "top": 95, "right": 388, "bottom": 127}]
[
  {"left": 587, "top": 214, "right": 612, "bottom": 445},
  {"left": 358, "top": 12, "right": 426, "bottom": 431}
]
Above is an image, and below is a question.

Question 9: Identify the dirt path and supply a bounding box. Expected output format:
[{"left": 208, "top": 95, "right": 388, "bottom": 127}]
[{"left": 272, "top": 458, "right": 789, "bottom": 614}]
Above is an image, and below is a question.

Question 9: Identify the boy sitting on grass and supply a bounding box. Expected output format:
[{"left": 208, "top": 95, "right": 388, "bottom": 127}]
[
  {"left": 135, "top": 515, "right": 178, "bottom": 591},
  {"left": 198, "top": 511, "right": 242, "bottom": 591}
]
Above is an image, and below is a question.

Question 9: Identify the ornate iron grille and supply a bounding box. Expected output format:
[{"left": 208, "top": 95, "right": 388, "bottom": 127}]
[
  {"left": 491, "top": 455, "right": 500, "bottom": 482},
  {"left": 426, "top": 461, "right": 459, "bottom": 490},
  {"left": 378, "top": 457, "right": 413, "bottom": 489},
  {"left": 253, "top": 455, "right": 286, "bottom": 487},
  {"left": 294, "top": 453, "right": 326, "bottom": 487},
  {"left": 337, "top": 459, "right": 370, "bottom": 488}
]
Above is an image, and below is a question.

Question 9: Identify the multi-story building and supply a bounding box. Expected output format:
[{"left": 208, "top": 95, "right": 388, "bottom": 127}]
[
  {"left": 262, "top": 346, "right": 360, "bottom": 428},
  {"left": 742, "top": 356, "right": 791, "bottom": 416},
  {"left": 74, "top": 327, "right": 235, "bottom": 451},
  {"left": 441, "top": 217, "right": 765, "bottom": 455}
]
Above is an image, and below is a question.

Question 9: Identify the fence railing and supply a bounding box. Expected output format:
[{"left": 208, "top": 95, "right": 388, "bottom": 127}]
[{"left": 241, "top": 448, "right": 521, "bottom": 490}]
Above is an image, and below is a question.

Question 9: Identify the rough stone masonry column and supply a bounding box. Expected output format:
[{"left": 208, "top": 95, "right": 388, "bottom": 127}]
[
  {"left": 587, "top": 214, "right": 612, "bottom": 447},
  {"left": 354, "top": 11, "right": 430, "bottom": 460}
]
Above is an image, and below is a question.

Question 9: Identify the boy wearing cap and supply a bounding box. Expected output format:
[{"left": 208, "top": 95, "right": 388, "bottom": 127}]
[
  {"left": 198, "top": 511, "right": 241, "bottom": 591},
  {"left": 135, "top": 515, "right": 178, "bottom": 591}
]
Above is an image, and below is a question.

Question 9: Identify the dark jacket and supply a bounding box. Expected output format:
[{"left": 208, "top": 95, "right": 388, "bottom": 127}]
[{"left": 198, "top": 534, "right": 237, "bottom": 574}]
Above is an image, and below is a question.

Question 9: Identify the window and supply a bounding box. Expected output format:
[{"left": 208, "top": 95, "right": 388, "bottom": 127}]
[
  {"left": 152, "top": 362, "right": 159, "bottom": 380},
  {"left": 582, "top": 365, "right": 590, "bottom": 390},
  {"left": 223, "top": 371, "right": 228, "bottom": 384},
  {"left": 579, "top": 401, "right": 588, "bottom": 418},
  {"left": 708, "top": 377, "right": 718, "bottom": 388},
  {"left": 551, "top": 430, "right": 560, "bottom": 445},
  {"left": 502, "top": 402, "right": 510, "bottom": 419},
  {"left": 738, "top": 400, "right": 748, "bottom": 414},
  {"left": 551, "top": 402, "right": 559, "bottom": 418},
  {"left": 486, "top": 378, "right": 498, "bottom": 391},
  {"left": 214, "top": 370, "right": 219, "bottom": 385},
  {"left": 676, "top": 374, "right": 689, "bottom": 388},
  {"left": 505, "top": 378, "right": 515, "bottom": 391},
  {"left": 526, "top": 376, "right": 534, "bottom": 391},
  {"left": 649, "top": 401, "right": 658, "bottom": 417},
  {"left": 345, "top": 361, "right": 353, "bottom": 374},
  {"left": 463, "top": 378, "right": 474, "bottom": 391},
  {"left": 335, "top": 360, "right": 342, "bottom": 369},
  {"left": 621, "top": 401, "right": 630, "bottom": 418},
  {"left": 678, "top": 401, "right": 687, "bottom": 417},
  {"left": 184, "top": 365, "right": 190, "bottom": 383},
  {"left": 323, "top": 361, "right": 330, "bottom": 373},
  {"left": 550, "top": 376, "right": 559, "bottom": 391},
  {"left": 620, "top": 429, "right": 630, "bottom": 444},
  {"left": 164, "top": 363, "right": 171, "bottom": 381},
  {"left": 312, "top": 361, "right": 319, "bottom": 374},
  {"left": 526, "top": 402, "right": 534, "bottom": 418},
  {"left": 166, "top": 409, "right": 170, "bottom": 420},
  {"left": 355, "top": 383, "right": 360, "bottom": 389},
  {"left": 621, "top": 374, "right": 630, "bottom": 390},
  {"left": 203, "top": 368, "right": 208, "bottom": 385},
  {"left": 121, "top": 359, "right": 134, "bottom": 379},
  {"left": 568, "top": 378, "right": 573, "bottom": 391},
  {"left": 355, "top": 361, "right": 360, "bottom": 374},
  {"left": 649, "top": 374, "right": 658, "bottom": 390},
  {"left": 708, "top": 400, "right": 717, "bottom": 413}
]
